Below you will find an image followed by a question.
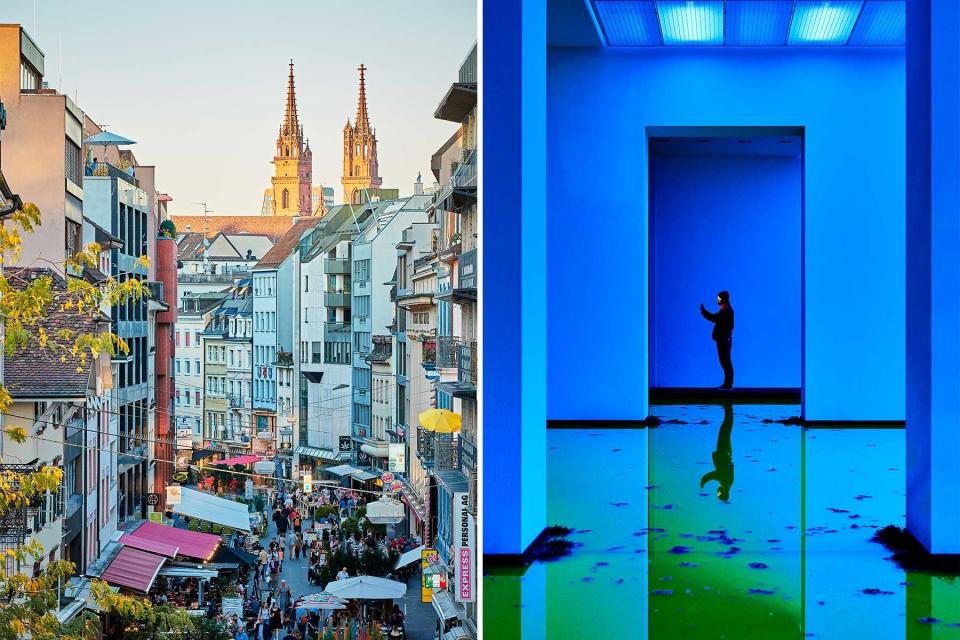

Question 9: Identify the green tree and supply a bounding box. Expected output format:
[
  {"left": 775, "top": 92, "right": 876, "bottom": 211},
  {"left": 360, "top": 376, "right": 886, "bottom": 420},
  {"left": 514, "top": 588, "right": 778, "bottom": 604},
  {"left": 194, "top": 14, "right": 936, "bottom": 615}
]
[{"left": 0, "top": 202, "right": 196, "bottom": 639}]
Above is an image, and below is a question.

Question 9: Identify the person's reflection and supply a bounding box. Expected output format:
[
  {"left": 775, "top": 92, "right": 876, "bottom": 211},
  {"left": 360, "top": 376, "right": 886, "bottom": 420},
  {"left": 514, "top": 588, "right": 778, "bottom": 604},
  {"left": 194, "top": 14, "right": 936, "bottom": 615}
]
[{"left": 700, "top": 402, "right": 734, "bottom": 502}]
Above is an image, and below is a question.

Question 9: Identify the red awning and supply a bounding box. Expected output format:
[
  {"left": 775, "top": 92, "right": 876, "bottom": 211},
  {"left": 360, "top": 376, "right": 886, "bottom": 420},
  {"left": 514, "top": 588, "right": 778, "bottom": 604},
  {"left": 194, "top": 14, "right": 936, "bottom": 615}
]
[
  {"left": 127, "top": 521, "right": 221, "bottom": 561},
  {"left": 119, "top": 533, "right": 180, "bottom": 558},
  {"left": 209, "top": 454, "right": 261, "bottom": 466},
  {"left": 101, "top": 546, "right": 166, "bottom": 592}
]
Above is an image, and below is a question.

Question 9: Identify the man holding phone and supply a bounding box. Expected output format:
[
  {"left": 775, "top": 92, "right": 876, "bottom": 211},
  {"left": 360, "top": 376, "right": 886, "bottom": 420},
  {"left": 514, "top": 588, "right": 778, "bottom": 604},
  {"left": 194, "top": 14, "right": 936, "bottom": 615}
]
[{"left": 700, "top": 291, "right": 734, "bottom": 390}]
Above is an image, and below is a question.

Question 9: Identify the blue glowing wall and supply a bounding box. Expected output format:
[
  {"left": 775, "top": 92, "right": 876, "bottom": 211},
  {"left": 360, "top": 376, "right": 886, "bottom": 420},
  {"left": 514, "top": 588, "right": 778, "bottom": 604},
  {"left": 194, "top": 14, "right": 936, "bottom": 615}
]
[
  {"left": 547, "top": 49, "right": 905, "bottom": 421},
  {"left": 650, "top": 153, "right": 801, "bottom": 389},
  {"left": 483, "top": 0, "right": 548, "bottom": 556}
]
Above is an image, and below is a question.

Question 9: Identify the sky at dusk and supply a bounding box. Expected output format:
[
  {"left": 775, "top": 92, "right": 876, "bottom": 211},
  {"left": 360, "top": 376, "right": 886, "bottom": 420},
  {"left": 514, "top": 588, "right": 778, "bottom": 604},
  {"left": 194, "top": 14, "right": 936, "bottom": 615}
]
[{"left": 5, "top": 1, "right": 476, "bottom": 215}]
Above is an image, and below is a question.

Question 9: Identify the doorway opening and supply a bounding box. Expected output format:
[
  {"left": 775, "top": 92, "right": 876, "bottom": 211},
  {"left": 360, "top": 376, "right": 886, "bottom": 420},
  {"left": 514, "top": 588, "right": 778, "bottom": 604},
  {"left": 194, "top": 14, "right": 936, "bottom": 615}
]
[{"left": 648, "top": 126, "right": 803, "bottom": 401}]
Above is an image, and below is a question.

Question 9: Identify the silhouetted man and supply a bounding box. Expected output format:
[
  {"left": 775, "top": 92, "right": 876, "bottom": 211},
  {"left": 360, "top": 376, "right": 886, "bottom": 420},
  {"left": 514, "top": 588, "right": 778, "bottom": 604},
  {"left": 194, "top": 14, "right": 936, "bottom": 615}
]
[
  {"left": 700, "top": 402, "right": 734, "bottom": 501},
  {"left": 700, "top": 290, "right": 734, "bottom": 389}
]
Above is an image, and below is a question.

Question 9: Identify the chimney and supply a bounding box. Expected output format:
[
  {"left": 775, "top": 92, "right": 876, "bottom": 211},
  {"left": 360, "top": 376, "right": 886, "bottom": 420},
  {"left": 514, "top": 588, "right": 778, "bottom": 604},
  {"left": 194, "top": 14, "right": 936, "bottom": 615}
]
[{"left": 414, "top": 172, "right": 424, "bottom": 196}]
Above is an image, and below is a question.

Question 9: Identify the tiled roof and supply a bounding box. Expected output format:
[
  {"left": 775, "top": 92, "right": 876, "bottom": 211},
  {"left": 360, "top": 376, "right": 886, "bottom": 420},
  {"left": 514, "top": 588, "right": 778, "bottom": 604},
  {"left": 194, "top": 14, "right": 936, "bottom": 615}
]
[
  {"left": 254, "top": 217, "right": 324, "bottom": 269},
  {"left": 3, "top": 269, "right": 102, "bottom": 399},
  {"left": 170, "top": 215, "right": 303, "bottom": 243}
]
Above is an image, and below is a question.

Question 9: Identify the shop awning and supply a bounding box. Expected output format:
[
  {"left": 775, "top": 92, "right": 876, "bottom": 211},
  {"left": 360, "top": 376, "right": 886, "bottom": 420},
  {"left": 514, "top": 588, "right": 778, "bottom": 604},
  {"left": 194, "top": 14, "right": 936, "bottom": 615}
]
[
  {"left": 352, "top": 469, "right": 378, "bottom": 482},
  {"left": 325, "top": 464, "right": 362, "bottom": 477},
  {"left": 171, "top": 487, "right": 252, "bottom": 533},
  {"left": 118, "top": 533, "right": 179, "bottom": 558},
  {"left": 127, "top": 521, "right": 222, "bottom": 560},
  {"left": 432, "top": 589, "right": 460, "bottom": 622},
  {"left": 295, "top": 445, "right": 339, "bottom": 461},
  {"left": 191, "top": 448, "right": 221, "bottom": 463},
  {"left": 209, "top": 454, "right": 261, "bottom": 466},
  {"left": 214, "top": 544, "right": 258, "bottom": 567},
  {"left": 441, "top": 628, "right": 472, "bottom": 640},
  {"left": 101, "top": 546, "right": 166, "bottom": 593},
  {"left": 395, "top": 546, "right": 425, "bottom": 570},
  {"left": 158, "top": 566, "right": 219, "bottom": 579}
]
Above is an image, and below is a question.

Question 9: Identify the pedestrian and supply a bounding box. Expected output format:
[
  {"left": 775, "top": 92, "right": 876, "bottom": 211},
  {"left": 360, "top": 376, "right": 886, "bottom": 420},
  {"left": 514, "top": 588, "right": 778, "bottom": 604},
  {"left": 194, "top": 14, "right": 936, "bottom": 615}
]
[
  {"left": 336, "top": 566, "right": 349, "bottom": 581},
  {"left": 294, "top": 532, "right": 303, "bottom": 560},
  {"left": 269, "top": 603, "right": 282, "bottom": 640},
  {"left": 277, "top": 579, "right": 291, "bottom": 608},
  {"left": 286, "top": 529, "right": 296, "bottom": 560}
]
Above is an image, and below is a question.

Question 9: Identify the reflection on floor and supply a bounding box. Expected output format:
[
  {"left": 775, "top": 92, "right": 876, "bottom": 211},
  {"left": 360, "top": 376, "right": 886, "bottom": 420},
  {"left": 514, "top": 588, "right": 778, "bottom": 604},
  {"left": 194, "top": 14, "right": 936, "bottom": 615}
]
[{"left": 483, "top": 404, "right": 960, "bottom": 639}]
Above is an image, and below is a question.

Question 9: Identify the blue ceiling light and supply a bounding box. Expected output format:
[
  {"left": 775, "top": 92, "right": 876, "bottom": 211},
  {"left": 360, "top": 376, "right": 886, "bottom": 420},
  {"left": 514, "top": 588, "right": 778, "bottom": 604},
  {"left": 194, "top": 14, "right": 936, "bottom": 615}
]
[
  {"left": 788, "top": 1, "right": 865, "bottom": 45},
  {"left": 848, "top": 1, "right": 905, "bottom": 45},
  {"left": 592, "top": 1, "right": 663, "bottom": 46},
  {"left": 656, "top": 1, "right": 724, "bottom": 45},
  {"left": 725, "top": 1, "right": 794, "bottom": 45}
]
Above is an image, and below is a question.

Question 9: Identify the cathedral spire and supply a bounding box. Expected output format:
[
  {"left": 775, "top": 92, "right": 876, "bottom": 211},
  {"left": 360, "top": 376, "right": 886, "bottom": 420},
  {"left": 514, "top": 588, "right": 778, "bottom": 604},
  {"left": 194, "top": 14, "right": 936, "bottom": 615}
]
[
  {"left": 355, "top": 63, "right": 370, "bottom": 131},
  {"left": 283, "top": 59, "right": 300, "bottom": 137}
]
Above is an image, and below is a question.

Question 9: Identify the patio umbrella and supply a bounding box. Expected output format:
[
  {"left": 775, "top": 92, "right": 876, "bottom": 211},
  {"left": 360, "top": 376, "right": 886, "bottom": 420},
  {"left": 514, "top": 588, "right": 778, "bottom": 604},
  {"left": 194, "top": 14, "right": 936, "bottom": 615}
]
[
  {"left": 84, "top": 131, "right": 136, "bottom": 146},
  {"left": 323, "top": 575, "right": 407, "bottom": 600},
  {"left": 83, "top": 130, "right": 136, "bottom": 173},
  {"left": 418, "top": 408, "right": 462, "bottom": 433},
  {"left": 298, "top": 591, "right": 348, "bottom": 610}
]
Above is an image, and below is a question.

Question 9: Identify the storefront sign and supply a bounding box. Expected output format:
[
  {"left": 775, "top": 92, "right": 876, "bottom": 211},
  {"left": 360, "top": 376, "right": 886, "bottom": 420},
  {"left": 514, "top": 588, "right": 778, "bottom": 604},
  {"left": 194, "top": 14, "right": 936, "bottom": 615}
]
[
  {"left": 421, "top": 548, "right": 439, "bottom": 603},
  {"left": 244, "top": 479, "right": 254, "bottom": 500},
  {"left": 339, "top": 436, "right": 353, "bottom": 453},
  {"left": 388, "top": 443, "right": 406, "bottom": 472},
  {"left": 381, "top": 471, "right": 395, "bottom": 484},
  {"left": 453, "top": 492, "right": 475, "bottom": 603},
  {"left": 148, "top": 512, "right": 164, "bottom": 525},
  {"left": 165, "top": 485, "right": 182, "bottom": 505},
  {"left": 303, "top": 472, "right": 312, "bottom": 494}
]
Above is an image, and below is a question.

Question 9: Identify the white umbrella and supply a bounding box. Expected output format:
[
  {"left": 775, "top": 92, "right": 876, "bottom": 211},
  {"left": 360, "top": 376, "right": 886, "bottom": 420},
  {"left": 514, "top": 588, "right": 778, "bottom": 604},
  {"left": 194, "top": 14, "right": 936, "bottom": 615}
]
[
  {"left": 297, "top": 592, "right": 348, "bottom": 611},
  {"left": 324, "top": 575, "right": 407, "bottom": 600}
]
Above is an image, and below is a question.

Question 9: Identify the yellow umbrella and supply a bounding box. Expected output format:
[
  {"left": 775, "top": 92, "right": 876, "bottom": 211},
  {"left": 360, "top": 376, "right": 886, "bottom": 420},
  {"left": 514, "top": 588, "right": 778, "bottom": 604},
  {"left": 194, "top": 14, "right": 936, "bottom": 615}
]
[{"left": 418, "top": 408, "right": 462, "bottom": 433}]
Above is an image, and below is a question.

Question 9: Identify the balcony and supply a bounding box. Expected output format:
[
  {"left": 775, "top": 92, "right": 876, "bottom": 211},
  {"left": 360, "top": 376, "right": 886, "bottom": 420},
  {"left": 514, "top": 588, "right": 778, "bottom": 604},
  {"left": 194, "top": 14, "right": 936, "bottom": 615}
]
[
  {"left": 458, "top": 248, "right": 477, "bottom": 291},
  {"left": 457, "top": 342, "right": 477, "bottom": 386},
  {"left": 325, "top": 258, "right": 351, "bottom": 275},
  {"left": 85, "top": 161, "right": 139, "bottom": 187},
  {"left": 451, "top": 150, "right": 477, "bottom": 191},
  {"left": 178, "top": 269, "right": 250, "bottom": 284},
  {"left": 227, "top": 394, "right": 245, "bottom": 409},
  {"left": 416, "top": 427, "right": 457, "bottom": 469},
  {"left": 325, "top": 321, "right": 350, "bottom": 334},
  {"left": 436, "top": 336, "right": 462, "bottom": 369},
  {"left": 325, "top": 291, "right": 351, "bottom": 308}
]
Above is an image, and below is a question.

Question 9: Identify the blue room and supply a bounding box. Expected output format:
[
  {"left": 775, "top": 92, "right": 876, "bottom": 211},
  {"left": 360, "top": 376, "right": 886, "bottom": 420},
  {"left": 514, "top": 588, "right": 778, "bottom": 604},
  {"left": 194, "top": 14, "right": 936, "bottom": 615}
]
[{"left": 481, "top": 0, "right": 960, "bottom": 637}]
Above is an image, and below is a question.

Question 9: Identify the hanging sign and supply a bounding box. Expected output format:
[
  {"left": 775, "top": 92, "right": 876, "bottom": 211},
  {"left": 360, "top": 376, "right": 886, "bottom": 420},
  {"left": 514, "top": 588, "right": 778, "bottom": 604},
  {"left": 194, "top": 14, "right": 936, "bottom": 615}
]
[
  {"left": 388, "top": 443, "right": 406, "bottom": 473},
  {"left": 303, "top": 472, "right": 313, "bottom": 493},
  {"left": 166, "top": 485, "right": 182, "bottom": 505},
  {"left": 453, "top": 491, "right": 475, "bottom": 603}
]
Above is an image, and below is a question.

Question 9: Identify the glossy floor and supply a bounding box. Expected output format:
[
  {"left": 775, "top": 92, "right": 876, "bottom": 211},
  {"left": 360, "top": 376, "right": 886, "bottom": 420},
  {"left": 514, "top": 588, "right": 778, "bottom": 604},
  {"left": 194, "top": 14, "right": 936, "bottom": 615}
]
[{"left": 483, "top": 404, "right": 960, "bottom": 639}]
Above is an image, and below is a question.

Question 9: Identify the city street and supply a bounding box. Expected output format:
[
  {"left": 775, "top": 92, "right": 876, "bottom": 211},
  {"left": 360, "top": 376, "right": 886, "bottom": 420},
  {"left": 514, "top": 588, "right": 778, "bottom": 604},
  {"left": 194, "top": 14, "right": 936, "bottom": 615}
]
[{"left": 253, "top": 505, "right": 438, "bottom": 640}]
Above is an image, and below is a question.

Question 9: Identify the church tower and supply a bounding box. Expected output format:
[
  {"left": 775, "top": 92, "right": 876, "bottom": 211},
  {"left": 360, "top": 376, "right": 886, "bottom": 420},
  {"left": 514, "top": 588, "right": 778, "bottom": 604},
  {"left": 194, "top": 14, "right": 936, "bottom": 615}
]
[
  {"left": 341, "top": 64, "right": 382, "bottom": 205},
  {"left": 271, "top": 61, "right": 312, "bottom": 216}
]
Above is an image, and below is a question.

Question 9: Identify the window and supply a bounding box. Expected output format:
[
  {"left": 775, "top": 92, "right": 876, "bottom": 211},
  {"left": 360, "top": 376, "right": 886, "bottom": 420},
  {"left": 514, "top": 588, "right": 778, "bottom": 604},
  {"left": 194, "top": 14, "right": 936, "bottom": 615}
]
[
  {"left": 175, "top": 359, "right": 181, "bottom": 374},
  {"left": 354, "top": 331, "right": 370, "bottom": 354},
  {"left": 64, "top": 218, "right": 81, "bottom": 261},
  {"left": 195, "top": 332, "right": 201, "bottom": 345},
  {"left": 355, "top": 295, "right": 370, "bottom": 319},
  {"left": 177, "top": 332, "right": 181, "bottom": 347},
  {"left": 353, "top": 259, "right": 370, "bottom": 283},
  {"left": 185, "top": 360, "right": 191, "bottom": 375},
  {"left": 185, "top": 332, "right": 191, "bottom": 347},
  {"left": 311, "top": 342, "right": 322, "bottom": 364},
  {"left": 304, "top": 276, "right": 308, "bottom": 292},
  {"left": 65, "top": 139, "right": 82, "bottom": 186},
  {"left": 195, "top": 359, "right": 201, "bottom": 374},
  {"left": 20, "top": 60, "right": 40, "bottom": 91},
  {"left": 176, "top": 390, "right": 181, "bottom": 404},
  {"left": 195, "top": 391, "right": 201, "bottom": 405},
  {"left": 324, "top": 341, "right": 350, "bottom": 364},
  {"left": 282, "top": 189, "right": 289, "bottom": 209}
]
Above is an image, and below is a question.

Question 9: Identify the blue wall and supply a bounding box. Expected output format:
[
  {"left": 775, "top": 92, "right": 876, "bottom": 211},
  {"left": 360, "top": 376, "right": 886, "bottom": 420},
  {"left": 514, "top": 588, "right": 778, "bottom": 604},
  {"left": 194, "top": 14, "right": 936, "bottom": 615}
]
[
  {"left": 905, "top": 0, "right": 960, "bottom": 553},
  {"left": 650, "top": 153, "right": 801, "bottom": 388},
  {"left": 548, "top": 48, "right": 905, "bottom": 421},
  {"left": 483, "top": 0, "right": 548, "bottom": 555}
]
